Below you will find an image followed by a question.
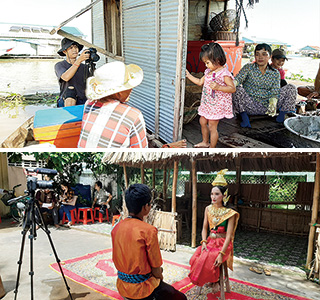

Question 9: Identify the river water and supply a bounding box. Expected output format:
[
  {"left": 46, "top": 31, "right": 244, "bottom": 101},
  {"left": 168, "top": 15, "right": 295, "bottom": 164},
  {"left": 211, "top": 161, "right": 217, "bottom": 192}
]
[{"left": 0, "top": 56, "right": 319, "bottom": 143}]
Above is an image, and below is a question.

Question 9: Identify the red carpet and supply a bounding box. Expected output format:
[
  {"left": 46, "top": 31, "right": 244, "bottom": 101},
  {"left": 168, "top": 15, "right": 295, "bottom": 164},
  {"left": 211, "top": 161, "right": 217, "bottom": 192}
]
[{"left": 50, "top": 249, "right": 312, "bottom": 300}]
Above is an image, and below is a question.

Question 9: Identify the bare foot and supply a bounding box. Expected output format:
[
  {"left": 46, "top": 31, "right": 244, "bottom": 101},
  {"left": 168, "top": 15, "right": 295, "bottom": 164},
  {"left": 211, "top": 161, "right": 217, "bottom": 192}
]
[
  {"left": 167, "top": 139, "right": 187, "bottom": 148},
  {"left": 194, "top": 142, "right": 210, "bottom": 148}
]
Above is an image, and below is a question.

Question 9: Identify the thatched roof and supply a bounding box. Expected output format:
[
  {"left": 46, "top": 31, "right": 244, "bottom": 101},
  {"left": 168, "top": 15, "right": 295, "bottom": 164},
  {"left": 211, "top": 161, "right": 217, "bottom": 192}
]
[{"left": 102, "top": 151, "right": 317, "bottom": 172}]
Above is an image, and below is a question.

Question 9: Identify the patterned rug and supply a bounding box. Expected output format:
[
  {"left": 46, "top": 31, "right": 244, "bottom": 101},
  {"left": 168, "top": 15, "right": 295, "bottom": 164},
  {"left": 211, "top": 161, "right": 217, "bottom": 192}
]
[{"left": 50, "top": 249, "right": 311, "bottom": 300}]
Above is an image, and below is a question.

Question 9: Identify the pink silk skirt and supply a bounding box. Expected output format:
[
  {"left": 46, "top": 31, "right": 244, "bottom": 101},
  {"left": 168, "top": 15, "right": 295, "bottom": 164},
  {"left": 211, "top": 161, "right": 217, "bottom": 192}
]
[{"left": 188, "top": 237, "right": 233, "bottom": 286}]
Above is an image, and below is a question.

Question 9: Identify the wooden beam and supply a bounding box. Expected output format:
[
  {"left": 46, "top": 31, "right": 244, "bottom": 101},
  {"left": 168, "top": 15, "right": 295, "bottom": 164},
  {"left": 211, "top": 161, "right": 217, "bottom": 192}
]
[
  {"left": 307, "top": 152, "right": 320, "bottom": 268},
  {"left": 141, "top": 163, "right": 145, "bottom": 184},
  {"left": 0, "top": 153, "right": 9, "bottom": 190},
  {"left": 152, "top": 164, "right": 156, "bottom": 200},
  {"left": 171, "top": 161, "right": 179, "bottom": 213},
  {"left": 191, "top": 158, "right": 197, "bottom": 247},
  {"left": 57, "top": 29, "right": 124, "bottom": 62},
  {"left": 163, "top": 165, "right": 167, "bottom": 210},
  {"left": 123, "top": 163, "right": 128, "bottom": 189},
  {"left": 50, "top": 0, "right": 102, "bottom": 35}
]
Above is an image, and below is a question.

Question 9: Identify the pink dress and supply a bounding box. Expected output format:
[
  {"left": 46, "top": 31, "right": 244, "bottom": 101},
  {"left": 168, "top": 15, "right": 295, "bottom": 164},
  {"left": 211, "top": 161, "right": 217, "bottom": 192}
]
[{"left": 198, "top": 67, "right": 234, "bottom": 120}]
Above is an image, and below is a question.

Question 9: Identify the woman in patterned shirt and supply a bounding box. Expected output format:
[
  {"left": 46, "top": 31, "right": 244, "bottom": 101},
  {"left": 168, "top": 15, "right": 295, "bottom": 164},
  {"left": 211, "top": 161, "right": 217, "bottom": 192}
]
[{"left": 233, "top": 43, "right": 296, "bottom": 128}]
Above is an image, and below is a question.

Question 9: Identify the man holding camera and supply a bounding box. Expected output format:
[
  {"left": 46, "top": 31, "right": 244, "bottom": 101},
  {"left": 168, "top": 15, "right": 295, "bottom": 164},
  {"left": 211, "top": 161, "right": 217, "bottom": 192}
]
[{"left": 55, "top": 38, "right": 90, "bottom": 107}]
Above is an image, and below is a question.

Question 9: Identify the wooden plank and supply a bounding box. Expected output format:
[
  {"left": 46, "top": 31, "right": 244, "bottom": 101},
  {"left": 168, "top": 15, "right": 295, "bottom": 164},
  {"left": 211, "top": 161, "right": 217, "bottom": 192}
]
[
  {"left": 219, "top": 133, "right": 275, "bottom": 148},
  {"left": 191, "top": 158, "right": 197, "bottom": 248}
]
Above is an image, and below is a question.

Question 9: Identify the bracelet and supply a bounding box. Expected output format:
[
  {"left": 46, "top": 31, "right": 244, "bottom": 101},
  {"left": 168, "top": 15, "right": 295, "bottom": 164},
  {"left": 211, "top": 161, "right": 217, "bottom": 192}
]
[
  {"left": 219, "top": 250, "right": 226, "bottom": 256},
  {"left": 200, "top": 240, "right": 207, "bottom": 245},
  {"left": 73, "top": 63, "right": 80, "bottom": 67}
]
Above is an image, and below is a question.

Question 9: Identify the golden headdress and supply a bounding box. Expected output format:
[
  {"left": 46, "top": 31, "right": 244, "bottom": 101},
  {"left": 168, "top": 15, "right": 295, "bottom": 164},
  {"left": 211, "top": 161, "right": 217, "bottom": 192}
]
[{"left": 212, "top": 169, "right": 230, "bottom": 204}]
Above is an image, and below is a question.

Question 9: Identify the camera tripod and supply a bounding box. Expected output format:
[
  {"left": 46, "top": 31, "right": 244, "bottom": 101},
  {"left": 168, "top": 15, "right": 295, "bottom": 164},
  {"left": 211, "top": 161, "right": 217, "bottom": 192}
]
[{"left": 13, "top": 191, "right": 73, "bottom": 300}]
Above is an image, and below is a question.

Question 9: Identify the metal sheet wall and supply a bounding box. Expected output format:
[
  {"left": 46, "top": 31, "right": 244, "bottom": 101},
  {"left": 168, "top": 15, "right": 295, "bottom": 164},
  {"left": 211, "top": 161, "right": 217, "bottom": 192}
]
[
  {"left": 92, "top": 0, "right": 107, "bottom": 67},
  {"left": 122, "top": 0, "right": 187, "bottom": 143}
]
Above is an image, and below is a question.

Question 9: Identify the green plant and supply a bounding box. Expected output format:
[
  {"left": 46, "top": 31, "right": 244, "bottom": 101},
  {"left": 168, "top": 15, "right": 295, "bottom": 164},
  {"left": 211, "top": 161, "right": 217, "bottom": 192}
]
[{"left": 286, "top": 73, "right": 314, "bottom": 83}]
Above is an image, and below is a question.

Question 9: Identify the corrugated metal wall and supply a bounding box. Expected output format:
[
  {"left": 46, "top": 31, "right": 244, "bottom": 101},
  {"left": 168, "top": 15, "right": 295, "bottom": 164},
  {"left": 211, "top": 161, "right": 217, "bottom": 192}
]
[
  {"left": 92, "top": 0, "right": 107, "bottom": 67},
  {"left": 122, "top": 0, "right": 187, "bottom": 143}
]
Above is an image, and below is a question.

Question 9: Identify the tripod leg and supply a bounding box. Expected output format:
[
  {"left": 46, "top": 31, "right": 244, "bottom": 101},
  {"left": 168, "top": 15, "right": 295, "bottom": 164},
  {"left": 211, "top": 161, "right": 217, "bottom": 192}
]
[
  {"left": 13, "top": 226, "right": 29, "bottom": 300},
  {"left": 35, "top": 202, "right": 73, "bottom": 300}
]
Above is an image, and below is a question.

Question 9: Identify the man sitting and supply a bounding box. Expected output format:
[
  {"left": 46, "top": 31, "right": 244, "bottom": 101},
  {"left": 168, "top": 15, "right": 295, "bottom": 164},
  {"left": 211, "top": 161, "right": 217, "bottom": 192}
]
[
  {"left": 111, "top": 184, "right": 187, "bottom": 300},
  {"left": 91, "top": 181, "right": 112, "bottom": 217}
]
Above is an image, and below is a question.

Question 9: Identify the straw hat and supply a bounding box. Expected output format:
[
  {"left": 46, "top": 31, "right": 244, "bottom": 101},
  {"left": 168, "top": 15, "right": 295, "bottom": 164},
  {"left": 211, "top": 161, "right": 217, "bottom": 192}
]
[
  {"left": 212, "top": 169, "right": 228, "bottom": 186},
  {"left": 86, "top": 61, "right": 143, "bottom": 100}
]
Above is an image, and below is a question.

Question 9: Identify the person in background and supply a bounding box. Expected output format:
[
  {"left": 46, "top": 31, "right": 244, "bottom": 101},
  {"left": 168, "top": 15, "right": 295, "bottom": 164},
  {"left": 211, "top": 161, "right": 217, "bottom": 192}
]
[
  {"left": 58, "top": 182, "right": 76, "bottom": 227},
  {"left": 91, "top": 181, "right": 112, "bottom": 217},
  {"left": 55, "top": 38, "right": 90, "bottom": 107},
  {"left": 111, "top": 184, "right": 187, "bottom": 300},
  {"left": 35, "top": 188, "right": 59, "bottom": 228},
  {"left": 233, "top": 43, "right": 296, "bottom": 127},
  {"left": 186, "top": 42, "right": 236, "bottom": 148},
  {"left": 270, "top": 48, "right": 288, "bottom": 87},
  {"left": 297, "top": 63, "right": 320, "bottom": 99}
]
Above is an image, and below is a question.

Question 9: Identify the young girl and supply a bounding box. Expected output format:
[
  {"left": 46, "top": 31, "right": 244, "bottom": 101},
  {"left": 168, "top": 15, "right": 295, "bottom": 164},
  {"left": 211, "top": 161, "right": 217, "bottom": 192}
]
[{"left": 186, "top": 42, "right": 236, "bottom": 148}]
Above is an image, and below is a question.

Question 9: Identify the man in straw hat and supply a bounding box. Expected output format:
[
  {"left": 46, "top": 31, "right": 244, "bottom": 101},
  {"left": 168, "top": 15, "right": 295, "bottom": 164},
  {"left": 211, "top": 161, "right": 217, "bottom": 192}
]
[
  {"left": 77, "top": 61, "right": 148, "bottom": 148},
  {"left": 55, "top": 38, "right": 90, "bottom": 107},
  {"left": 112, "top": 184, "right": 187, "bottom": 300}
]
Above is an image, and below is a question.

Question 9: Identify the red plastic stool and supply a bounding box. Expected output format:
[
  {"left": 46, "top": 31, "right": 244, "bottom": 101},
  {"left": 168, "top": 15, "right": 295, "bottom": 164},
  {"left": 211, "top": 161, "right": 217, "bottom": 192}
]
[
  {"left": 112, "top": 214, "right": 121, "bottom": 226},
  {"left": 62, "top": 208, "right": 77, "bottom": 225},
  {"left": 93, "top": 207, "right": 109, "bottom": 223},
  {"left": 77, "top": 207, "right": 94, "bottom": 225}
]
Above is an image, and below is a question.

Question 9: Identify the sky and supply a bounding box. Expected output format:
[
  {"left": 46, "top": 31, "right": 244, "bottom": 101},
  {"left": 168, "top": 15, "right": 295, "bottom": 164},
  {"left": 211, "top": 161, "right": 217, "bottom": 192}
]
[
  {"left": 0, "top": 0, "right": 92, "bottom": 39},
  {"left": 0, "top": 0, "right": 319, "bottom": 50},
  {"left": 231, "top": 0, "right": 320, "bottom": 49}
]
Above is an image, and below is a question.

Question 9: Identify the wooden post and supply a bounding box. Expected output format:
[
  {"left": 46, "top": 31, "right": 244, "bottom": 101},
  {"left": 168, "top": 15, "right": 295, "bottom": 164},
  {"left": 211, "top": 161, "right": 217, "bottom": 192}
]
[
  {"left": 171, "top": 161, "right": 179, "bottom": 213},
  {"left": 191, "top": 158, "right": 197, "bottom": 247},
  {"left": 152, "top": 164, "right": 156, "bottom": 199},
  {"left": 141, "top": 163, "right": 145, "bottom": 184},
  {"left": 163, "top": 165, "right": 167, "bottom": 210},
  {"left": 123, "top": 163, "right": 128, "bottom": 189},
  {"left": 0, "top": 153, "right": 10, "bottom": 217},
  {"left": 307, "top": 153, "right": 320, "bottom": 268}
]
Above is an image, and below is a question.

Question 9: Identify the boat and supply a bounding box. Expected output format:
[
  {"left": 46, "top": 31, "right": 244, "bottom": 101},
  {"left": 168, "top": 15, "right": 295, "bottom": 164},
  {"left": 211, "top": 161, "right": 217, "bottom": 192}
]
[
  {"left": 0, "top": 116, "right": 36, "bottom": 148},
  {"left": 284, "top": 116, "right": 320, "bottom": 144}
]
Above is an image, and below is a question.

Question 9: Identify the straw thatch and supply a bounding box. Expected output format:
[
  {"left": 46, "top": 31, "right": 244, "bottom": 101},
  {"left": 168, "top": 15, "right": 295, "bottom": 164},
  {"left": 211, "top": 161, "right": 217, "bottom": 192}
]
[{"left": 103, "top": 151, "right": 316, "bottom": 172}]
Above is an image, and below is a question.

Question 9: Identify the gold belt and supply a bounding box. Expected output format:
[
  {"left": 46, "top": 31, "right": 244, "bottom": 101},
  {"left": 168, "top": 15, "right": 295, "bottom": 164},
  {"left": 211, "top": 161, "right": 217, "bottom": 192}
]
[{"left": 210, "top": 232, "right": 226, "bottom": 239}]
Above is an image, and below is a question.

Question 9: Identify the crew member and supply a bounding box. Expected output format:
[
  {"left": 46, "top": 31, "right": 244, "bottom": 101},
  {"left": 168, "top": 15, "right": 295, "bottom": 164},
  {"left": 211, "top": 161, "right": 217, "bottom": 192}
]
[{"left": 55, "top": 38, "right": 90, "bottom": 107}]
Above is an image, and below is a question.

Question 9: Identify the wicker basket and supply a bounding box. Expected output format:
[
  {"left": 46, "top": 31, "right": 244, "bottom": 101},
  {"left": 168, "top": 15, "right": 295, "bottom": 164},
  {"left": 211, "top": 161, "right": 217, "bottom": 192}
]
[
  {"left": 215, "top": 31, "right": 236, "bottom": 41},
  {"left": 183, "top": 100, "right": 200, "bottom": 124},
  {"left": 209, "top": 9, "right": 236, "bottom": 32}
]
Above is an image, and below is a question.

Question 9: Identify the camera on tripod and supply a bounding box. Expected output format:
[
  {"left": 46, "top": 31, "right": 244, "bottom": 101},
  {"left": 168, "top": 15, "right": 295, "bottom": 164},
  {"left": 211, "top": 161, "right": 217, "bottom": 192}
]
[
  {"left": 85, "top": 47, "right": 100, "bottom": 63},
  {"left": 25, "top": 168, "right": 58, "bottom": 194}
]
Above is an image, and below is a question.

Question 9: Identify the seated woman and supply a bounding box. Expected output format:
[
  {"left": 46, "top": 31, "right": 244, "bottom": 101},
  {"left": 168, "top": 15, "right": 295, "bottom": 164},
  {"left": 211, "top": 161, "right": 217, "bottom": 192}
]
[
  {"left": 233, "top": 43, "right": 296, "bottom": 127},
  {"left": 58, "top": 182, "right": 77, "bottom": 227},
  {"left": 297, "top": 63, "right": 320, "bottom": 99},
  {"left": 188, "top": 169, "right": 239, "bottom": 294}
]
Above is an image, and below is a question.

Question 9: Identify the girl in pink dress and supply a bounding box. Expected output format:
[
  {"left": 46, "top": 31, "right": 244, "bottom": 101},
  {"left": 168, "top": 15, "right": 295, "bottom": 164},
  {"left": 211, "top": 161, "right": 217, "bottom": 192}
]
[{"left": 186, "top": 42, "right": 236, "bottom": 148}]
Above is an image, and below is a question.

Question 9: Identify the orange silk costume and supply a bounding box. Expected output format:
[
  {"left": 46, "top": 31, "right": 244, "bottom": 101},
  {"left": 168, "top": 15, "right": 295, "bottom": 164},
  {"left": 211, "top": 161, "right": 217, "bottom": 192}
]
[
  {"left": 189, "top": 205, "right": 239, "bottom": 286},
  {"left": 111, "top": 218, "right": 162, "bottom": 299}
]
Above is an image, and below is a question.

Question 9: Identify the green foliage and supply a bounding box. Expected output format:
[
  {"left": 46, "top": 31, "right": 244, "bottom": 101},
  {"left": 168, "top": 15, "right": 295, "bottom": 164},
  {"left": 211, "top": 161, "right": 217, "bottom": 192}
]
[
  {"left": 286, "top": 73, "right": 314, "bottom": 83},
  {"left": 0, "top": 92, "right": 25, "bottom": 118},
  {"left": 8, "top": 152, "right": 120, "bottom": 187}
]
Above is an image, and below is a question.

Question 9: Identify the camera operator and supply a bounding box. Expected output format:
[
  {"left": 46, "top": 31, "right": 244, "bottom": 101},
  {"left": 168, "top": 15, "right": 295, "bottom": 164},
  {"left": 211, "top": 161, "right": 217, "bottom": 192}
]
[
  {"left": 55, "top": 38, "right": 90, "bottom": 107},
  {"left": 35, "top": 188, "right": 60, "bottom": 229},
  {"left": 91, "top": 181, "right": 112, "bottom": 217}
]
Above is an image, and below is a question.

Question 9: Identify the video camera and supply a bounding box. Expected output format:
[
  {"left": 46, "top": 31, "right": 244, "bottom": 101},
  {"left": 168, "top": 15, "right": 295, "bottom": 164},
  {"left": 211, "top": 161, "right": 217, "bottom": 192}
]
[
  {"left": 25, "top": 168, "right": 58, "bottom": 193},
  {"left": 85, "top": 47, "right": 100, "bottom": 63}
]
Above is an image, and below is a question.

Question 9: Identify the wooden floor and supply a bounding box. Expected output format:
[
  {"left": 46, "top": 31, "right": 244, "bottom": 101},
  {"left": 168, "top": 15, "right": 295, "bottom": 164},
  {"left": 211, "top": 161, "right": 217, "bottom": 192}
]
[{"left": 182, "top": 115, "right": 320, "bottom": 148}]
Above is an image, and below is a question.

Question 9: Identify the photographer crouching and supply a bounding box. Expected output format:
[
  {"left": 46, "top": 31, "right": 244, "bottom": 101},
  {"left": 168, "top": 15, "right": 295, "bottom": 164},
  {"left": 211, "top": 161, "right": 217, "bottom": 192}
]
[{"left": 55, "top": 38, "right": 94, "bottom": 107}]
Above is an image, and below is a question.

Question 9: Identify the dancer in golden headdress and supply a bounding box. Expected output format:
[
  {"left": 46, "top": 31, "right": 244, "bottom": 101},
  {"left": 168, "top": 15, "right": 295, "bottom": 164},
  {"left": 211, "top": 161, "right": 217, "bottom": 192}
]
[{"left": 188, "top": 169, "right": 239, "bottom": 294}]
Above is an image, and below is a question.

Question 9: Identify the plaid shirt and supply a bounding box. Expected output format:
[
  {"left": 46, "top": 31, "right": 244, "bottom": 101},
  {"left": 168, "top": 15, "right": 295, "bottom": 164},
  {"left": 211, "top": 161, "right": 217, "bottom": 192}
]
[{"left": 78, "top": 99, "right": 148, "bottom": 148}]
